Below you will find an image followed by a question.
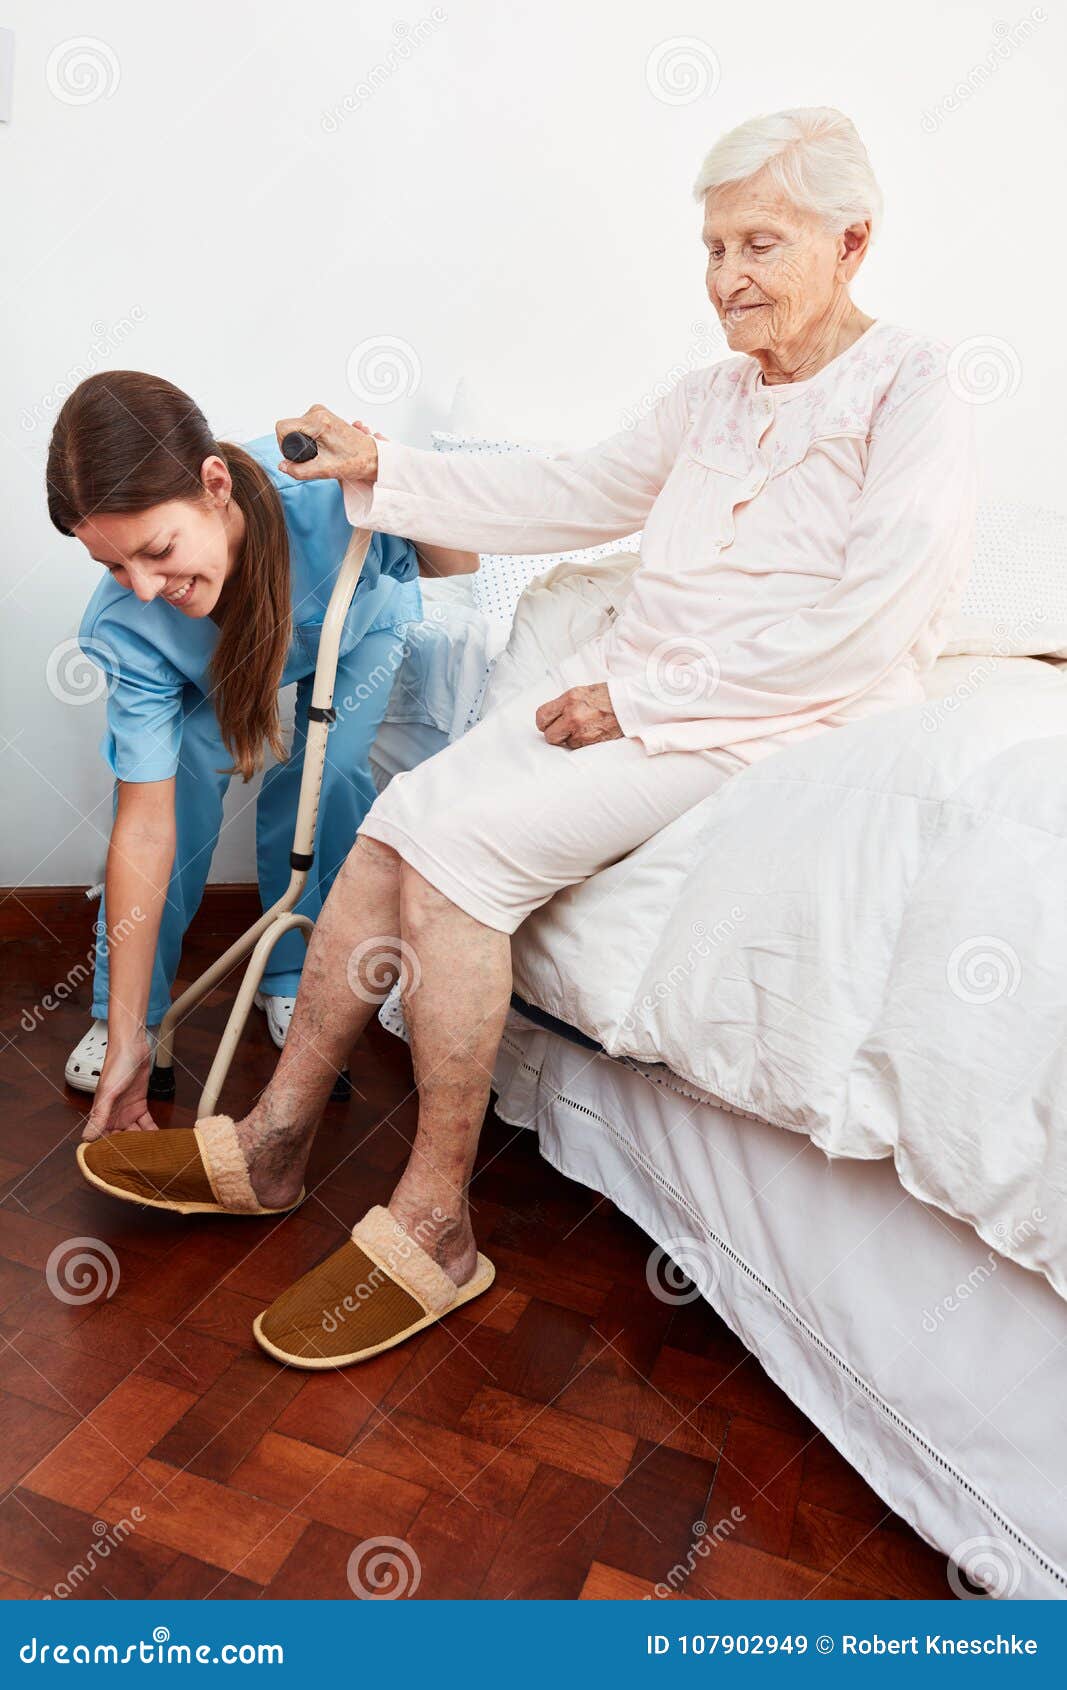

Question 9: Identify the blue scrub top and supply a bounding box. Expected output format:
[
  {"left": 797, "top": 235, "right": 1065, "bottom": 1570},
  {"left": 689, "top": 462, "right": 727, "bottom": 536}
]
[{"left": 78, "top": 435, "right": 423, "bottom": 783}]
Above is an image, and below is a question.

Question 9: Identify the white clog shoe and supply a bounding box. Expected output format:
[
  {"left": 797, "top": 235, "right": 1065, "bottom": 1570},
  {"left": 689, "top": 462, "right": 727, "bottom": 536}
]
[
  {"left": 254, "top": 992, "right": 295, "bottom": 1050},
  {"left": 65, "top": 1019, "right": 160, "bottom": 1094}
]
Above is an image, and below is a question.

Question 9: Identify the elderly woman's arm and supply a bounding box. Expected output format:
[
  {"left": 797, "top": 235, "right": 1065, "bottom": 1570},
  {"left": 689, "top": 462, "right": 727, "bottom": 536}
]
[
  {"left": 608, "top": 371, "right": 978, "bottom": 755},
  {"left": 277, "top": 379, "right": 699, "bottom": 555},
  {"left": 346, "top": 423, "right": 479, "bottom": 575}
]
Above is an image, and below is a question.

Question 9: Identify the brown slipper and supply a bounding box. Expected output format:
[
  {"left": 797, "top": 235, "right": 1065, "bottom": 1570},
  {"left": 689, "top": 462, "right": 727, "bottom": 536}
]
[
  {"left": 75, "top": 1116, "right": 305, "bottom": 1216},
  {"left": 252, "top": 1205, "right": 495, "bottom": 1369}
]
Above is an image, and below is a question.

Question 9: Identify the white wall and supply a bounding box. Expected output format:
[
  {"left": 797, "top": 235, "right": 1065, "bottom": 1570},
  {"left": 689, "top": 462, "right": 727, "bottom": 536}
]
[{"left": 2, "top": 0, "right": 1061, "bottom": 884}]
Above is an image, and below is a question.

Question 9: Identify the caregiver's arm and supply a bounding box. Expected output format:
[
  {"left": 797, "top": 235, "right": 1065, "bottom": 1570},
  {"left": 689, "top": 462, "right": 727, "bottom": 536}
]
[
  {"left": 412, "top": 540, "right": 479, "bottom": 577},
  {"left": 609, "top": 368, "right": 978, "bottom": 755},
  {"left": 83, "top": 779, "right": 176, "bottom": 1140},
  {"left": 275, "top": 379, "right": 698, "bottom": 554}
]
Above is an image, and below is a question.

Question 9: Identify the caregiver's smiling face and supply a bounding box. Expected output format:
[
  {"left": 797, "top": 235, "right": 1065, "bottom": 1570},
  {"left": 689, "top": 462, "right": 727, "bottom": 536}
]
[
  {"left": 702, "top": 168, "right": 861, "bottom": 359},
  {"left": 73, "top": 467, "right": 235, "bottom": 619}
]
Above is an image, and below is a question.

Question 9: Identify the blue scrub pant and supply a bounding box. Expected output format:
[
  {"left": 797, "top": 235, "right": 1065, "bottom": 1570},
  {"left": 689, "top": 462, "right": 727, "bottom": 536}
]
[{"left": 91, "top": 628, "right": 404, "bottom": 1024}]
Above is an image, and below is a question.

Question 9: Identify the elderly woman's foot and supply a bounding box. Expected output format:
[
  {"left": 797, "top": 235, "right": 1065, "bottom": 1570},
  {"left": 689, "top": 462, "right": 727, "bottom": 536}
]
[
  {"left": 233, "top": 1097, "right": 315, "bottom": 1211},
  {"left": 251, "top": 1192, "right": 493, "bottom": 1369},
  {"left": 386, "top": 1185, "right": 479, "bottom": 1288},
  {"left": 77, "top": 1101, "right": 313, "bottom": 1217},
  {"left": 76, "top": 1101, "right": 312, "bottom": 1223}
]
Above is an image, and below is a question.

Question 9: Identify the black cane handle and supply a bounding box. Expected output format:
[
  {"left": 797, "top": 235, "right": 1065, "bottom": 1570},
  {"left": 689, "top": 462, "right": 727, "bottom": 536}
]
[{"left": 281, "top": 431, "right": 319, "bottom": 463}]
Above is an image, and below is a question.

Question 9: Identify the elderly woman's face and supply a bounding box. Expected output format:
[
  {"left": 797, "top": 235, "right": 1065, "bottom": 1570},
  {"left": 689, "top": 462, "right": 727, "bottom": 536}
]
[{"left": 702, "top": 170, "right": 865, "bottom": 356}]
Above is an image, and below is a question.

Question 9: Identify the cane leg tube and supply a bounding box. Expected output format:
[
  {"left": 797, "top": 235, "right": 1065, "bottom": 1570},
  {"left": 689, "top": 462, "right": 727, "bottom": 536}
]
[
  {"left": 152, "top": 528, "right": 372, "bottom": 1097},
  {"left": 153, "top": 886, "right": 302, "bottom": 1052},
  {"left": 197, "top": 913, "right": 313, "bottom": 1118}
]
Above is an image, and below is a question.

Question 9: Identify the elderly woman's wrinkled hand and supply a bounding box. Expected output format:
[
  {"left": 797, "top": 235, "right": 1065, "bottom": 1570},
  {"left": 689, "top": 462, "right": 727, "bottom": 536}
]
[
  {"left": 535, "top": 682, "right": 623, "bottom": 748},
  {"left": 274, "top": 404, "right": 379, "bottom": 483}
]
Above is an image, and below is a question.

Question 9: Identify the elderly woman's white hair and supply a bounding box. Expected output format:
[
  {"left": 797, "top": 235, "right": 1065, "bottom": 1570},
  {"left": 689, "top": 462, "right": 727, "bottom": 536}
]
[{"left": 692, "top": 107, "right": 883, "bottom": 243}]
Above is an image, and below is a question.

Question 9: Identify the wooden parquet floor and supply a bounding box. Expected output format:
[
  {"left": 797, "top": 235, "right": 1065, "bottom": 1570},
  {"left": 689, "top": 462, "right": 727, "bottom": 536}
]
[{"left": 0, "top": 888, "right": 954, "bottom": 1601}]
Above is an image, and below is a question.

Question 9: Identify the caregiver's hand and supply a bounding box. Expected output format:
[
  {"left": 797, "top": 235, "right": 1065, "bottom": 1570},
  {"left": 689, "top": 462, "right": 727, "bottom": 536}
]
[
  {"left": 275, "top": 404, "right": 379, "bottom": 483},
  {"left": 82, "top": 1036, "right": 159, "bottom": 1142},
  {"left": 536, "top": 683, "right": 624, "bottom": 748}
]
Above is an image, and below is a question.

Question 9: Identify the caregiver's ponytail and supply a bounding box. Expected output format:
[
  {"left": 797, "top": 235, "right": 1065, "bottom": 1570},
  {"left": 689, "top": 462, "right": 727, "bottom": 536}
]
[
  {"left": 47, "top": 370, "right": 292, "bottom": 781},
  {"left": 210, "top": 441, "right": 292, "bottom": 778}
]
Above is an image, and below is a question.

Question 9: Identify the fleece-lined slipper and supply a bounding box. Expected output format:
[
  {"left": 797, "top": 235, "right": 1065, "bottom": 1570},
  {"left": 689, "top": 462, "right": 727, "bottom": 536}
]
[
  {"left": 252, "top": 1205, "right": 496, "bottom": 1369},
  {"left": 75, "top": 1116, "right": 305, "bottom": 1216}
]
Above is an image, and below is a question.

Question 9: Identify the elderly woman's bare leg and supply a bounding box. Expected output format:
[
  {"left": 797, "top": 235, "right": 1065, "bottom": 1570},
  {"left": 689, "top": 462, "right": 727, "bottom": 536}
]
[
  {"left": 384, "top": 861, "right": 513, "bottom": 1287},
  {"left": 232, "top": 835, "right": 407, "bottom": 1207}
]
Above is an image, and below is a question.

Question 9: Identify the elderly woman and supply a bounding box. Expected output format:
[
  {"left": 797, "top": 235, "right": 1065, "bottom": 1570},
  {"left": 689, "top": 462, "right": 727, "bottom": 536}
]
[{"left": 78, "top": 107, "right": 976, "bottom": 1368}]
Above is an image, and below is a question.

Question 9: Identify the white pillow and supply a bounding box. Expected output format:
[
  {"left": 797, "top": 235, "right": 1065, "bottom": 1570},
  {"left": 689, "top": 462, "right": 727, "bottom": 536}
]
[
  {"left": 431, "top": 431, "right": 642, "bottom": 638},
  {"left": 480, "top": 550, "right": 641, "bottom": 717},
  {"left": 941, "top": 501, "right": 1067, "bottom": 658}
]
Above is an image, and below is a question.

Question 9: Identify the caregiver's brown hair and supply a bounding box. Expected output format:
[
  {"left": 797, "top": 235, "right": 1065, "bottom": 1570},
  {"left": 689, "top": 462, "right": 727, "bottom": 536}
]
[{"left": 46, "top": 370, "right": 292, "bottom": 781}]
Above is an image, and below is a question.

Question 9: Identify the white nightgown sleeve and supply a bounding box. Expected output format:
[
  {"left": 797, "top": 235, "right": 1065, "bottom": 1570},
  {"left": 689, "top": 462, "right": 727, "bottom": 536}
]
[{"left": 341, "top": 373, "right": 702, "bottom": 555}]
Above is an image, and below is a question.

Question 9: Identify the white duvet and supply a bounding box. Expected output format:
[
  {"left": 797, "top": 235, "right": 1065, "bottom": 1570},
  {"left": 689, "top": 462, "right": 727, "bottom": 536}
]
[
  {"left": 506, "top": 649, "right": 1067, "bottom": 1303},
  {"left": 382, "top": 567, "right": 1067, "bottom": 1302}
]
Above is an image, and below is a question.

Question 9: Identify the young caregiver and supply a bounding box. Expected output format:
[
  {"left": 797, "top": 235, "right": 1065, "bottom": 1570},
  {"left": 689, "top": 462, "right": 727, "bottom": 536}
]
[{"left": 47, "top": 371, "right": 476, "bottom": 1135}]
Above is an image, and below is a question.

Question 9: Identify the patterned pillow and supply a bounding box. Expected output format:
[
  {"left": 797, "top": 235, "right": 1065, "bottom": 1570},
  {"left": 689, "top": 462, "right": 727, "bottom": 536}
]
[
  {"left": 942, "top": 502, "right": 1067, "bottom": 658},
  {"left": 430, "top": 431, "right": 642, "bottom": 638}
]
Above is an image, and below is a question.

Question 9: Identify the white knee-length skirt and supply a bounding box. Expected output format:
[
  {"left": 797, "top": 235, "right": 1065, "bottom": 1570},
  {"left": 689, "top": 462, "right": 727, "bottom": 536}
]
[{"left": 358, "top": 635, "right": 743, "bottom": 934}]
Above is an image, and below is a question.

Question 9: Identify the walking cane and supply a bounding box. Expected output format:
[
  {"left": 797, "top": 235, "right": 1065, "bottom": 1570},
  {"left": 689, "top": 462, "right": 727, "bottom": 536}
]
[{"left": 149, "top": 430, "right": 369, "bottom": 1118}]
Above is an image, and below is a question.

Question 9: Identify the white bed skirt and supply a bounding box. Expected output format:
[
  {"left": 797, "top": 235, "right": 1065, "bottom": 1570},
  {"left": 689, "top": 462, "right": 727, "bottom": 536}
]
[
  {"left": 378, "top": 987, "right": 1067, "bottom": 1597},
  {"left": 480, "top": 1015, "right": 1067, "bottom": 1600}
]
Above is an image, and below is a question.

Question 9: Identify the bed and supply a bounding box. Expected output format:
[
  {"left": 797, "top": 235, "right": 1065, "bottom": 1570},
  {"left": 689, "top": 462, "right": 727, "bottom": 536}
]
[
  {"left": 483, "top": 1008, "right": 1067, "bottom": 1601},
  {"left": 369, "top": 421, "right": 1067, "bottom": 1598}
]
